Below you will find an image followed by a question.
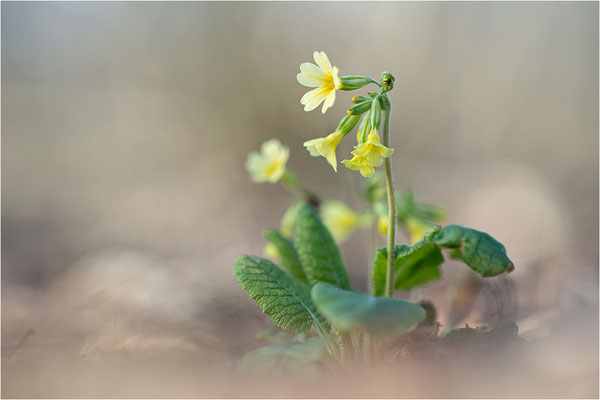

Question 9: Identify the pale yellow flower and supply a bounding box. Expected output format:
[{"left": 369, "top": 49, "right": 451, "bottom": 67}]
[
  {"left": 297, "top": 51, "right": 342, "bottom": 114},
  {"left": 322, "top": 200, "right": 369, "bottom": 243},
  {"left": 351, "top": 128, "right": 394, "bottom": 168},
  {"left": 406, "top": 217, "right": 431, "bottom": 245},
  {"left": 246, "top": 139, "right": 289, "bottom": 183},
  {"left": 263, "top": 242, "right": 280, "bottom": 261},
  {"left": 341, "top": 155, "right": 375, "bottom": 178},
  {"left": 377, "top": 214, "right": 389, "bottom": 237},
  {"left": 303, "top": 130, "right": 345, "bottom": 171}
]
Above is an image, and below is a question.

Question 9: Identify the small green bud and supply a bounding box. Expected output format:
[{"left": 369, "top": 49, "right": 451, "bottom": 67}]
[
  {"left": 380, "top": 72, "right": 395, "bottom": 93},
  {"left": 340, "top": 76, "right": 378, "bottom": 91},
  {"left": 336, "top": 113, "right": 361, "bottom": 135},
  {"left": 347, "top": 100, "right": 372, "bottom": 115},
  {"left": 351, "top": 96, "right": 360, "bottom": 103}
]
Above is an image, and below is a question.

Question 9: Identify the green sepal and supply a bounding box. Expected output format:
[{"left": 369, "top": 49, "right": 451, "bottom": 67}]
[
  {"left": 353, "top": 95, "right": 372, "bottom": 103},
  {"left": 336, "top": 113, "right": 360, "bottom": 135},
  {"left": 433, "top": 225, "right": 514, "bottom": 277},
  {"left": 369, "top": 96, "right": 382, "bottom": 131},
  {"left": 294, "top": 204, "right": 351, "bottom": 290},
  {"left": 340, "top": 75, "right": 379, "bottom": 91},
  {"left": 263, "top": 229, "right": 308, "bottom": 284},
  {"left": 234, "top": 255, "right": 329, "bottom": 334},
  {"left": 311, "top": 283, "right": 426, "bottom": 338},
  {"left": 357, "top": 113, "right": 370, "bottom": 144}
]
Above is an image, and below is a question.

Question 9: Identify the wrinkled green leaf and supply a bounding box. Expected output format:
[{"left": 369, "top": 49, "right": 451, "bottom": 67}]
[
  {"left": 311, "top": 283, "right": 425, "bottom": 337},
  {"left": 263, "top": 229, "right": 307, "bottom": 284},
  {"left": 434, "top": 225, "right": 514, "bottom": 277},
  {"left": 234, "top": 256, "right": 329, "bottom": 333},
  {"left": 237, "top": 337, "right": 327, "bottom": 375},
  {"left": 371, "top": 227, "right": 444, "bottom": 296},
  {"left": 294, "top": 204, "right": 351, "bottom": 290}
]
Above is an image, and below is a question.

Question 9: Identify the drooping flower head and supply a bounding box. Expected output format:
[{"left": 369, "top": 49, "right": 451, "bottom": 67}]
[
  {"left": 352, "top": 128, "right": 394, "bottom": 168},
  {"left": 297, "top": 51, "right": 342, "bottom": 114},
  {"left": 245, "top": 139, "right": 289, "bottom": 183},
  {"left": 342, "top": 128, "right": 394, "bottom": 177}
]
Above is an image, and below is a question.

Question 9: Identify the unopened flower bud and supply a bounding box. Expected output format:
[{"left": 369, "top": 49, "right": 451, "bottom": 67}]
[
  {"left": 347, "top": 100, "right": 372, "bottom": 115},
  {"left": 381, "top": 71, "right": 395, "bottom": 93}
]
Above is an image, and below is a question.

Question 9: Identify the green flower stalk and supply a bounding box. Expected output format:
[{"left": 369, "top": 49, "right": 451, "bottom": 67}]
[{"left": 380, "top": 89, "right": 396, "bottom": 297}]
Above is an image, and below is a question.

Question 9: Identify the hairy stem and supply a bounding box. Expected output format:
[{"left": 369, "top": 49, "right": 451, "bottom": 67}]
[{"left": 382, "top": 103, "right": 396, "bottom": 298}]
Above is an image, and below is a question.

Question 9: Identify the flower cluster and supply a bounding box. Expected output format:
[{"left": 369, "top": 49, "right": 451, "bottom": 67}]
[{"left": 297, "top": 51, "right": 394, "bottom": 178}]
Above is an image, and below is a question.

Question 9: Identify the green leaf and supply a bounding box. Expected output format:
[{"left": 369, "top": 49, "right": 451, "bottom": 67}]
[
  {"left": 237, "top": 337, "right": 327, "bottom": 375},
  {"left": 263, "top": 229, "right": 308, "bottom": 284},
  {"left": 371, "top": 228, "right": 444, "bottom": 296},
  {"left": 311, "top": 283, "right": 426, "bottom": 337},
  {"left": 294, "top": 204, "right": 351, "bottom": 290},
  {"left": 234, "top": 256, "right": 329, "bottom": 334},
  {"left": 433, "top": 225, "right": 514, "bottom": 277}
]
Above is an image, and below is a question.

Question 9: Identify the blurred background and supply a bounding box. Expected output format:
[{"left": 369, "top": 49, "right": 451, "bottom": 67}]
[{"left": 2, "top": 1, "right": 598, "bottom": 398}]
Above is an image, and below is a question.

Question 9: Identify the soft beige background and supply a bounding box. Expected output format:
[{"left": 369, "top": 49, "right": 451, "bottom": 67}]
[{"left": 2, "top": 2, "right": 598, "bottom": 398}]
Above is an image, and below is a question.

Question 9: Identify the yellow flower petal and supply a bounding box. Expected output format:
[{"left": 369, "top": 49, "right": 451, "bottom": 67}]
[
  {"left": 313, "top": 51, "right": 334, "bottom": 76},
  {"left": 359, "top": 164, "right": 375, "bottom": 177},
  {"left": 297, "top": 63, "right": 327, "bottom": 87},
  {"left": 332, "top": 66, "right": 341, "bottom": 90},
  {"left": 342, "top": 155, "right": 375, "bottom": 177},
  {"left": 301, "top": 87, "right": 329, "bottom": 112},
  {"left": 303, "top": 138, "right": 322, "bottom": 157},
  {"left": 321, "top": 90, "right": 336, "bottom": 114}
]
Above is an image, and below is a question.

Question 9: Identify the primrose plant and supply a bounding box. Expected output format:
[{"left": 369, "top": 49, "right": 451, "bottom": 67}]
[{"left": 236, "top": 51, "right": 514, "bottom": 373}]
